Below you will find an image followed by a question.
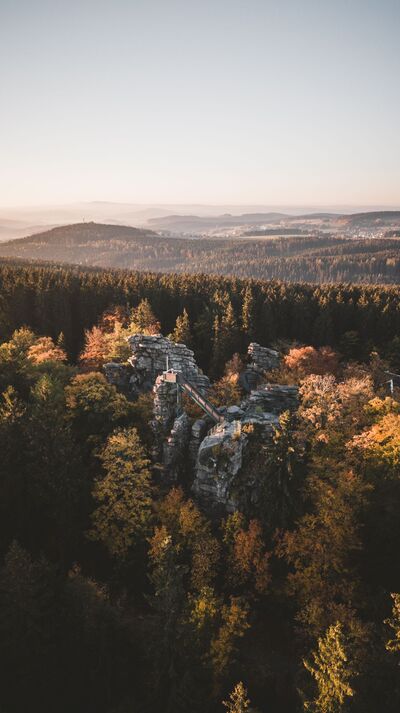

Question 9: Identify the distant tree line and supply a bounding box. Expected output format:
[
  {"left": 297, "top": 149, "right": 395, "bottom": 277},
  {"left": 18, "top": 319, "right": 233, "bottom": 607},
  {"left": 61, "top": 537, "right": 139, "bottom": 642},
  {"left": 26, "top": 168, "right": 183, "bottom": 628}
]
[{"left": 1, "top": 223, "right": 400, "bottom": 283}]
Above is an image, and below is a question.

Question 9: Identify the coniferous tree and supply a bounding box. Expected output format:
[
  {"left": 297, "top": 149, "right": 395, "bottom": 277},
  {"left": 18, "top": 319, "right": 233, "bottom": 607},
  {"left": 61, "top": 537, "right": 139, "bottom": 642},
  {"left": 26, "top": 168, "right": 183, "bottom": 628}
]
[
  {"left": 169, "top": 308, "right": 192, "bottom": 345},
  {"left": 303, "top": 622, "right": 356, "bottom": 713}
]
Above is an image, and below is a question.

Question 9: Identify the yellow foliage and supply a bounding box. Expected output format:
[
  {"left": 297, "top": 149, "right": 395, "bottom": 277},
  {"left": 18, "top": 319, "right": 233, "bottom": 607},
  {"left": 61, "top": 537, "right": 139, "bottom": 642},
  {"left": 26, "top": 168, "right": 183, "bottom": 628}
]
[{"left": 210, "top": 597, "right": 249, "bottom": 676}]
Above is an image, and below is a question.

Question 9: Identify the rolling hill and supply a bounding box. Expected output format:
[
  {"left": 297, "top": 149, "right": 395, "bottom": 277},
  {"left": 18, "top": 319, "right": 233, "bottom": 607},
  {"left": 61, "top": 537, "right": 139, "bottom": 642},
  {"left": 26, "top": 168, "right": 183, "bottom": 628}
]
[{"left": 1, "top": 220, "right": 400, "bottom": 284}]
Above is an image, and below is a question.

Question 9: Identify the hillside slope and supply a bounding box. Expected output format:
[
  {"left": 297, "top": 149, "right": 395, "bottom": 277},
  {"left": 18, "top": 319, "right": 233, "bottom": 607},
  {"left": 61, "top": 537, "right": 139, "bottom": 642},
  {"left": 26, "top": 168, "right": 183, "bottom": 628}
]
[{"left": 1, "top": 221, "right": 400, "bottom": 284}]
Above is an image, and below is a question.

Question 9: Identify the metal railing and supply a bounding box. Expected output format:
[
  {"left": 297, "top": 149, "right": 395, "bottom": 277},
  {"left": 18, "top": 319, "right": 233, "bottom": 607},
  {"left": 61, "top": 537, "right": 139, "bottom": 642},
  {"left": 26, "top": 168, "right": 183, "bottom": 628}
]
[{"left": 159, "top": 368, "right": 224, "bottom": 424}]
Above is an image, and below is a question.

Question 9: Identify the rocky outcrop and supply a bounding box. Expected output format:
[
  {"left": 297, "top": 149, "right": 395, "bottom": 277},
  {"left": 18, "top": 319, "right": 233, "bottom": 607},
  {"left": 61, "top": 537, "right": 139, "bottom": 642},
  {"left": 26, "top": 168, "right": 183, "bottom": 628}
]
[
  {"left": 241, "top": 384, "right": 298, "bottom": 425},
  {"left": 127, "top": 334, "right": 209, "bottom": 396},
  {"left": 162, "top": 413, "right": 191, "bottom": 482},
  {"left": 103, "top": 362, "right": 132, "bottom": 394},
  {"left": 193, "top": 383, "right": 299, "bottom": 511},
  {"left": 241, "top": 342, "right": 281, "bottom": 392},
  {"left": 192, "top": 420, "right": 246, "bottom": 511},
  {"left": 153, "top": 377, "right": 179, "bottom": 433},
  {"left": 189, "top": 418, "right": 209, "bottom": 465},
  {"left": 103, "top": 333, "right": 299, "bottom": 511}
]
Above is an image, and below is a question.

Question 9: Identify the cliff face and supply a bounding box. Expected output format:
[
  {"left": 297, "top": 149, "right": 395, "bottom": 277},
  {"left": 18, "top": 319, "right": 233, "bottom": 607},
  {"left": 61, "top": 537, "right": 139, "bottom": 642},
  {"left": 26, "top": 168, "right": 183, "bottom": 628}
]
[
  {"left": 192, "top": 384, "right": 298, "bottom": 511},
  {"left": 240, "top": 342, "right": 281, "bottom": 392}
]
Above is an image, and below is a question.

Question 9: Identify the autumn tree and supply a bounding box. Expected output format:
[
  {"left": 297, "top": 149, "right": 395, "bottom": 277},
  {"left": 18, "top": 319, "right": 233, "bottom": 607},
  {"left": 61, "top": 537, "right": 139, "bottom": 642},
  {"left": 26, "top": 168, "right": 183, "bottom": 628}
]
[
  {"left": 223, "top": 681, "right": 251, "bottom": 713},
  {"left": 89, "top": 427, "right": 152, "bottom": 559},
  {"left": 385, "top": 593, "right": 400, "bottom": 656},
  {"left": 303, "top": 622, "right": 357, "bottom": 713},
  {"left": 210, "top": 596, "right": 250, "bottom": 679},
  {"left": 0, "top": 327, "right": 36, "bottom": 392},
  {"left": 299, "top": 374, "right": 373, "bottom": 453},
  {"left": 155, "top": 487, "right": 220, "bottom": 592},
  {"left": 79, "top": 326, "right": 109, "bottom": 370},
  {"left": 350, "top": 413, "right": 400, "bottom": 477},
  {"left": 349, "top": 412, "right": 400, "bottom": 591},
  {"left": 279, "top": 467, "right": 368, "bottom": 638},
  {"left": 27, "top": 336, "right": 66, "bottom": 364},
  {"left": 284, "top": 346, "right": 339, "bottom": 378},
  {"left": 223, "top": 513, "right": 270, "bottom": 595}
]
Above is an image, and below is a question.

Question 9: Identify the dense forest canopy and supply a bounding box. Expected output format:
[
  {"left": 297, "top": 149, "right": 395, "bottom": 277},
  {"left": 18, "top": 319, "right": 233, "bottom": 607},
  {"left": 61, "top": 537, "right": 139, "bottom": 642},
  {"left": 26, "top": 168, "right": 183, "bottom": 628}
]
[
  {"left": 1, "top": 260, "right": 400, "bottom": 713},
  {"left": 1, "top": 222, "right": 400, "bottom": 283},
  {"left": 1, "top": 258, "right": 400, "bottom": 373}
]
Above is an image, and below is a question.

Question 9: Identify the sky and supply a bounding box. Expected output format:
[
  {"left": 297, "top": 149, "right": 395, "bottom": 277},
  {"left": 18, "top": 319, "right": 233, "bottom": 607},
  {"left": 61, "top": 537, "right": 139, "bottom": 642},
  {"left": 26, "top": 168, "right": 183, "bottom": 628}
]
[{"left": 1, "top": 0, "right": 399, "bottom": 208}]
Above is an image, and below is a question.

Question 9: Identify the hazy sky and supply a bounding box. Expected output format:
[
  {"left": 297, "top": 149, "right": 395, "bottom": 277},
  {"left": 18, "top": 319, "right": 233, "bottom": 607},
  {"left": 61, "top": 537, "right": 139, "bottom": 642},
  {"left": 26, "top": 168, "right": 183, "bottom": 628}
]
[{"left": 1, "top": 0, "right": 399, "bottom": 208}]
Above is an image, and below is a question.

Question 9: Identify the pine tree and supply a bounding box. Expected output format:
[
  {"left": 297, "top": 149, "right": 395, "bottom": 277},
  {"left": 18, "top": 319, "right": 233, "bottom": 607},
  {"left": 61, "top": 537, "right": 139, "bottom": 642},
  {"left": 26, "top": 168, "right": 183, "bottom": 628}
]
[
  {"left": 241, "top": 285, "right": 256, "bottom": 340},
  {"left": 211, "top": 301, "right": 239, "bottom": 378},
  {"left": 170, "top": 308, "right": 192, "bottom": 345},
  {"left": 129, "top": 298, "right": 161, "bottom": 334},
  {"left": 0, "top": 542, "right": 58, "bottom": 711},
  {"left": 303, "top": 622, "right": 356, "bottom": 713}
]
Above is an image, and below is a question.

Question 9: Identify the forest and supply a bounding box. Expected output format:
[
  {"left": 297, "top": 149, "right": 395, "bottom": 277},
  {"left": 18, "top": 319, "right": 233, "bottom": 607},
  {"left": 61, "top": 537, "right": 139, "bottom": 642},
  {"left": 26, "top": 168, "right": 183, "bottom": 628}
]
[
  {"left": 0, "top": 259, "right": 400, "bottom": 713},
  {"left": 1, "top": 222, "right": 400, "bottom": 284}
]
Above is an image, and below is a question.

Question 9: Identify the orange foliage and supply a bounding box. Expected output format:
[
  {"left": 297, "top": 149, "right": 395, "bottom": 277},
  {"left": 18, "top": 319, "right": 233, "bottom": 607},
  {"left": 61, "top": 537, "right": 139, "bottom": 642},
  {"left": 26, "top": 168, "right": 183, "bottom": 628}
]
[
  {"left": 284, "top": 345, "right": 339, "bottom": 377},
  {"left": 79, "top": 326, "right": 108, "bottom": 371},
  {"left": 224, "top": 514, "right": 270, "bottom": 595},
  {"left": 27, "top": 336, "right": 67, "bottom": 364}
]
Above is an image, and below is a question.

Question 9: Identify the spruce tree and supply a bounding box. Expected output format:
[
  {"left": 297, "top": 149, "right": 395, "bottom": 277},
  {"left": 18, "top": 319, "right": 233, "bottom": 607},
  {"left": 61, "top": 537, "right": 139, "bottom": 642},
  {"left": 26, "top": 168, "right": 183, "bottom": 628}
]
[{"left": 170, "top": 308, "right": 192, "bottom": 345}]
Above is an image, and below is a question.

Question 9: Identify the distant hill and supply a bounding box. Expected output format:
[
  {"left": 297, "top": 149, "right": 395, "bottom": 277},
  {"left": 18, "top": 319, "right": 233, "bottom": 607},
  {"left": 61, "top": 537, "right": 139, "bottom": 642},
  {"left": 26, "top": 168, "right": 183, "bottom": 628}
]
[
  {"left": 147, "top": 210, "right": 400, "bottom": 234},
  {"left": 0, "top": 222, "right": 159, "bottom": 264},
  {"left": 1, "top": 220, "right": 400, "bottom": 284},
  {"left": 336, "top": 211, "right": 400, "bottom": 227},
  {"left": 147, "top": 212, "right": 290, "bottom": 232}
]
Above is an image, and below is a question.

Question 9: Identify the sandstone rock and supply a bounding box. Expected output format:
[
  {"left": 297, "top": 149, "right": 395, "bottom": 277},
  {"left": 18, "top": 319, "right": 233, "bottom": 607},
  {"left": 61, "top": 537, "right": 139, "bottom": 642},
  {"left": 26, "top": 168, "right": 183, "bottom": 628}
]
[
  {"left": 127, "top": 334, "right": 210, "bottom": 393},
  {"left": 189, "top": 418, "right": 209, "bottom": 465},
  {"left": 103, "top": 362, "right": 132, "bottom": 394},
  {"left": 163, "top": 412, "right": 191, "bottom": 482},
  {"left": 240, "top": 342, "right": 281, "bottom": 392},
  {"left": 192, "top": 382, "right": 299, "bottom": 511},
  {"left": 192, "top": 420, "right": 246, "bottom": 512}
]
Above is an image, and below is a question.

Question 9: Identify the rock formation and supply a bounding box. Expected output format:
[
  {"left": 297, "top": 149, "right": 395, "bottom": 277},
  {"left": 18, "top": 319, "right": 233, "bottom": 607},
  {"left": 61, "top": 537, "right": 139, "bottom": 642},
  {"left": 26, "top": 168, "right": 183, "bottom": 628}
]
[
  {"left": 192, "top": 384, "right": 299, "bottom": 511},
  {"left": 103, "top": 333, "right": 300, "bottom": 511},
  {"left": 240, "top": 342, "right": 281, "bottom": 391},
  {"left": 127, "top": 334, "right": 209, "bottom": 396}
]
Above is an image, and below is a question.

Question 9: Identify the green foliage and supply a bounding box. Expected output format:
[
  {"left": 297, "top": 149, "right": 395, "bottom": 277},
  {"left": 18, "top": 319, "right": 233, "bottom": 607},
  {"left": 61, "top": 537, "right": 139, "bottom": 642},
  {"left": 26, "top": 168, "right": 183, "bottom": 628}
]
[
  {"left": 65, "top": 371, "right": 132, "bottom": 441},
  {"left": 169, "top": 307, "right": 192, "bottom": 345}
]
